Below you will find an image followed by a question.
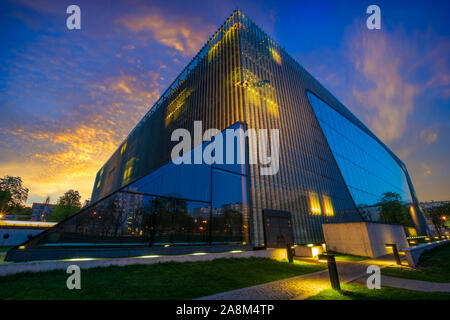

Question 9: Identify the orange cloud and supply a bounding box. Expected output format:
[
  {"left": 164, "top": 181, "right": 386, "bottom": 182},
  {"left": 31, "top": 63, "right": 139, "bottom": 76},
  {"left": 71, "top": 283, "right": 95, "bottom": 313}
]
[
  {"left": 0, "top": 72, "right": 162, "bottom": 205},
  {"left": 120, "top": 13, "right": 212, "bottom": 55}
]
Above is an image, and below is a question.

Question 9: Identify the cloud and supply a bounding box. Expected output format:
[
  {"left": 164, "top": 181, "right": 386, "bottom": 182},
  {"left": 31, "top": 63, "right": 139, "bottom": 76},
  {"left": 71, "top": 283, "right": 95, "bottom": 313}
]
[
  {"left": 348, "top": 28, "right": 422, "bottom": 142},
  {"left": 420, "top": 129, "right": 438, "bottom": 145},
  {"left": 120, "top": 12, "right": 212, "bottom": 55}
]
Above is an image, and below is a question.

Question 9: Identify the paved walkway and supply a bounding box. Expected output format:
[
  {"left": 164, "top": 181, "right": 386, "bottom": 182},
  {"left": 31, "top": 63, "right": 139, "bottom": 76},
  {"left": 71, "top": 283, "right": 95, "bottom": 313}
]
[
  {"left": 353, "top": 275, "right": 450, "bottom": 292},
  {"left": 198, "top": 255, "right": 398, "bottom": 300},
  {"left": 198, "top": 254, "right": 450, "bottom": 299}
]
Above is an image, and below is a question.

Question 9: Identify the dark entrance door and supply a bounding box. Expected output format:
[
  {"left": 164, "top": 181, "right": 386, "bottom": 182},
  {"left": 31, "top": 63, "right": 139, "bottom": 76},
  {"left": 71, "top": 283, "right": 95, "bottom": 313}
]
[{"left": 262, "top": 210, "right": 294, "bottom": 248}]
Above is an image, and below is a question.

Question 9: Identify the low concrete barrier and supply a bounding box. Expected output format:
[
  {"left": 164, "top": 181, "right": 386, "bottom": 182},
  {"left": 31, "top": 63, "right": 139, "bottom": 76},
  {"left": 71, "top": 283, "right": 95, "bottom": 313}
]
[
  {"left": 401, "top": 239, "right": 450, "bottom": 267},
  {"left": 0, "top": 248, "right": 287, "bottom": 277},
  {"left": 323, "top": 222, "right": 408, "bottom": 258}
]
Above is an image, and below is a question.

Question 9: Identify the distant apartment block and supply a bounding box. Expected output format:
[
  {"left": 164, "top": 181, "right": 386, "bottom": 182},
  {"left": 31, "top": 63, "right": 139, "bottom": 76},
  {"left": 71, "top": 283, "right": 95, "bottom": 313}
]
[{"left": 31, "top": 203, "right": 56, "bottom": 221}]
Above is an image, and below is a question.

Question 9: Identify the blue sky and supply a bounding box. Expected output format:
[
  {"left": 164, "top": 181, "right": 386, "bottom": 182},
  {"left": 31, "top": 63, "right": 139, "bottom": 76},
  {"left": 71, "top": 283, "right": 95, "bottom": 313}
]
[{"left": 0, "top": 0, "right": 448, "bottom": 204}]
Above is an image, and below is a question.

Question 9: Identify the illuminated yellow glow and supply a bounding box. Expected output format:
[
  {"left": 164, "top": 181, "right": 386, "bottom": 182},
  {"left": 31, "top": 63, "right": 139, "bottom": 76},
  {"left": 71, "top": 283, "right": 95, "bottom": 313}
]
[
  {"left": 233, "top": 67, "right": 279, "bottom": 115},
  {"left": 164, "top": 244, "right": 170, "bottom": 248},
  {"left": 96, "top": 167, "right": 104, "bottom": 189},
  {"left": 122, "top": 157, "right": 136, "bottom": 185},
  {"left": 309, "top": 192, "right": 322, "bottom": 215},
  {"left": 322, "top": 195, "right": 334, "bottom": 217},
  {"left": 311, "top": 247, "right": 319, "bottom": 257},
  {"left": 0, "top": 220, "right": 56, "bottom": 228},
  {"left": 165, "top": 88, "right": 193, "bottom": 125},
  {"left": 207, "top": 22, "right": 240, "bottom": 62},
  {"left": 191, "top": 252, "right": 208, "bottom": 256},
  {"left": 269, "top": 46, "right": 282, "bottom": 65},
  {"left": 139, "top": 255, "right": 160, "bottom": 259},
  {"left": 18, "top": 245, "right": 25, "bottom": 250},
  {"left": 407, "top": 227, "right": 418, "bottom": 237},
  {"left": 230, "top": 250, "right": 243, "bottom": 253},
  {"left": 120, "top": 142, "right": 127, "bottom": 155}
]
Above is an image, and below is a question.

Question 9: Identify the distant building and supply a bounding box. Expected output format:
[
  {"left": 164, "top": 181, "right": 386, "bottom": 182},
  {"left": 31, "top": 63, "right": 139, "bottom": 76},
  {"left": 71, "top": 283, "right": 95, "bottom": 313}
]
[
  {"left": 31, "top": 203, "right": 56, "bottom": 221},
  {"left": 420, "top": 200, "right": 449, "bottom": 214}
]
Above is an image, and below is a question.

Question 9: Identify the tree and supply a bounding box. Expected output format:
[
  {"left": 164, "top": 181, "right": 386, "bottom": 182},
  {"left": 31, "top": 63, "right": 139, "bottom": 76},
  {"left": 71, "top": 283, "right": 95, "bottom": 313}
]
[
  {"left": 0, "top": 176, "right": 29, "bottom": 212},
  {"left": 428, "top": 202, "right": 450, "bottom": 236},
  {"left": 12, "top": 206, "right": 32, "bottom": 221},
  {"left": 49, "top": 190, "right": 82, "bottom": 222},
  {"left": 378, "top": 192, "right": 413, "bottom": 226},
  {"left": 0, "top": 189, "right": 12, "bottom": 214}
]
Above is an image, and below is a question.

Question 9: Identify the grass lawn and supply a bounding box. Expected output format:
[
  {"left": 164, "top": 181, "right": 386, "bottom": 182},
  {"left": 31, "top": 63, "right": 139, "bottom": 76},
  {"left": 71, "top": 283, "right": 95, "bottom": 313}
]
[
  {"left": 382, "top": 244, "right": 450, "bottom": 283},
  {"left": 0, "top": 246, "right": 13, "bottom": 252},
  {"left": 0, "top": 257, "right": 325, "bottom": 300},
  {"left": 307, "top": 284, "right": 450, "bottom": 300}
]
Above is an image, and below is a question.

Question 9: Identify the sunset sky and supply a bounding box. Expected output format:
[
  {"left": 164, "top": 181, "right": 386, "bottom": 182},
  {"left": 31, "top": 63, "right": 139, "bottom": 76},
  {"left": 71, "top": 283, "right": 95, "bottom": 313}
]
[{"left": 0, "top": 0, "right": 449, "bottom": 205}]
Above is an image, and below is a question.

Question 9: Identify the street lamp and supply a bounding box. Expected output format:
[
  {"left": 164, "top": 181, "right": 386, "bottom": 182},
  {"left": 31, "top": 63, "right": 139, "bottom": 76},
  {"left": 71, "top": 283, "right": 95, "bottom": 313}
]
[
  {"left": 318, "top": 254, "right": 340, "bottom": 291},
  {"left": 286, "top": 243, "right": 295, "bottom": 263}
]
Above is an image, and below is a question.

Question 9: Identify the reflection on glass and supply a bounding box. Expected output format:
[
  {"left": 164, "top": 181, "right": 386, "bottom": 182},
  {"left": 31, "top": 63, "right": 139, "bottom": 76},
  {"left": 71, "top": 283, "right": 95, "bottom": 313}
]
[
  {"left": 24, "top": 122, "right": 250, "bottom": 249},
  {"left": 307, "top": 92, "right": 413, "bottom": 218},
  {"left": 212, "top": 169, "right": 249, "bottom": 244}
]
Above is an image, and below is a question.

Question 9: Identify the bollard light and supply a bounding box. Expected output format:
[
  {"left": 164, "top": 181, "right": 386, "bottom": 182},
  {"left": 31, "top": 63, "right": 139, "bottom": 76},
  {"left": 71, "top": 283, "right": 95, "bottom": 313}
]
[
  {"left": 318, "top": 254, "right": 340, "bottom": 291},
  {"left": 321, "top": 242, "right": 327, "bottom": 253},
  {"left": 286, "top": 243, "right": 295, "bottom": 263},
  {"left": 385, "top": 243, "right": 402, "bottom": 265}
]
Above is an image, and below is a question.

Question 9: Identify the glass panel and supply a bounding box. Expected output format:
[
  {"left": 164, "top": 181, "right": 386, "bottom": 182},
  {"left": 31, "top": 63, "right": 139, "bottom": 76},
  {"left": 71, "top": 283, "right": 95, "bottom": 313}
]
[
  {"left": 307, "top": 91, "right": 413, "bottom": 220},
  {"left": 211, "top": 169, "right": 249, "bottom": 244},
  {"left": 31, "top": 192, "right": 211, "bottom": 247}
]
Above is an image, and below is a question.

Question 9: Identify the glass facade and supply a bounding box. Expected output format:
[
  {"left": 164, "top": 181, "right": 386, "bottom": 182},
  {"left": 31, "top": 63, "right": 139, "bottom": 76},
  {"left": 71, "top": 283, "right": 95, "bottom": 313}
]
[
  {"left": 18, "top": 123, "right": 249, "bottom": 251},
  {"left": 7, "top": 10, "right": 429, "bottom": 261},
  {"left": 307, "top": 91, "right": 413, "bottom": 221}
]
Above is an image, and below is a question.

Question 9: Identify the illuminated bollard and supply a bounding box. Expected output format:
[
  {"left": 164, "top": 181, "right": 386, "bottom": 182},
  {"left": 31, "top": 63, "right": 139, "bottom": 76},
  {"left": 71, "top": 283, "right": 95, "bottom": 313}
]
[
  {"left": 385, "top": 243, "right": 402, "bottom": 265},
  {"left": 286, "top": 243, "right": 295, "bottom": 263},
  {"left": 318, "top": 254, "right": 340, "bottom": 291}
]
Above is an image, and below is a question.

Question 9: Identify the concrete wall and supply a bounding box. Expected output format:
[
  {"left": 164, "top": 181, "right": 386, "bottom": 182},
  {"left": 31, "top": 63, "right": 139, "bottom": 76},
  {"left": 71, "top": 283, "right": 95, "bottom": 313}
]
[
  {"left": 0, "top": 248, "right": 288, "bottom": 277},
  {"left": 365, "top": 223, "right": 409, "bottom": 257},
  {"left": 0, "top": 228, "right": 44, "bottom": 246},
  {"left": 323, "top": 222, "right": 408, "bottom": 258}
]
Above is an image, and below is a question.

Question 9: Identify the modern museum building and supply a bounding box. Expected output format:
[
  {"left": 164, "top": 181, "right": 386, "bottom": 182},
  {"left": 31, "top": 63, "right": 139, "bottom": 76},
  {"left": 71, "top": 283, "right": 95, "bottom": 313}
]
[{"left": 6, "top": 10, "right": 429, "bottom": 261}]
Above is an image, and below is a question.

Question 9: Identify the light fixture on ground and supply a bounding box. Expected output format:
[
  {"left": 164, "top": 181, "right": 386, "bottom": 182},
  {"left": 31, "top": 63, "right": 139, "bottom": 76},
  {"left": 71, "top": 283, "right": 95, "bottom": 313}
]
[
  {"left": 318, "top": 253, "right": 340, "bottom": 291},
  {"left": 385, "top": 243, "right": 402, "bottom": 265}
]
